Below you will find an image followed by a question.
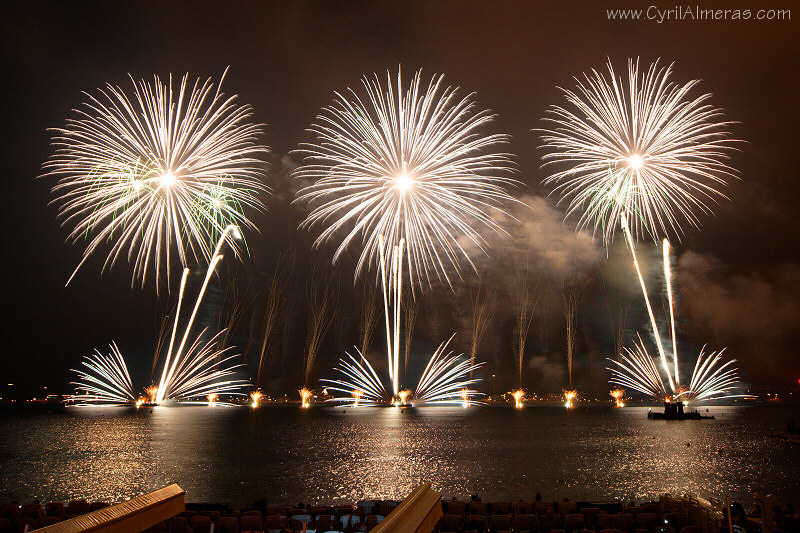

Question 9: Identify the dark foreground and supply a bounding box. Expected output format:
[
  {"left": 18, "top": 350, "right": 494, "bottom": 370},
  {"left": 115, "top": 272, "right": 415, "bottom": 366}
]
[{"left": 3, "top": 490, "right": 797, "bottom": 533}]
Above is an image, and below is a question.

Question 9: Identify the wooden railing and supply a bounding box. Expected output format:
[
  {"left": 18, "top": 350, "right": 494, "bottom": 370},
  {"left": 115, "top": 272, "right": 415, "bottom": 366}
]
[
  {"left": 372, "top": 483, "right": 443, "bottom": 533},
  {"left": 35, "top": 483, "right": 185, "bottom": 533}
]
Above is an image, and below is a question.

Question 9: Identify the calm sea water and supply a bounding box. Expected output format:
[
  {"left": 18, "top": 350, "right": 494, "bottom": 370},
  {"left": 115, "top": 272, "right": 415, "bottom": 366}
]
[{"left": 1, "top": 404, "right": 798, "bottom": 509}]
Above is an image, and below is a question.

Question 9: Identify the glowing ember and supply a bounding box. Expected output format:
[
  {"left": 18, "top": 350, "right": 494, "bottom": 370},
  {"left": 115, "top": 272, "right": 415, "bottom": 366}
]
[
  {"left": 145, "top": 384, "right": 159, "bottom": 404},
  {"left": 299, "top": 387, "right": 313, "bottom": 408},
  {"left": 609, "top": 388, "right": 625, "bottom": 407},
  {"left": 511, "top": 389, "right": 525, "bottom": 408},
  {"left": 397, "top": 389, "right": 412, "bottom": 406},
  {"left": 250, "top": 390, "right": 263, "bottom": 408},
  {"left": 563, "top": 389, "right": 577, "bottom": 408}
]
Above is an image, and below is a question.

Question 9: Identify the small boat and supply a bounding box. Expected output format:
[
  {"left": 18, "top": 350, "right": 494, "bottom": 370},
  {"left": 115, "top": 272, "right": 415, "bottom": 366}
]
[{"left": 648, "top": 402, "right": 715, "bottom": 420}]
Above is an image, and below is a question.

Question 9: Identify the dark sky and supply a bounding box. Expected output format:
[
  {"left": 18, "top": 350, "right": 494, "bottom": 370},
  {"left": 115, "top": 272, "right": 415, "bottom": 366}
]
[{"left": 1, "top": 1, "right": 798, "bottom": 397}]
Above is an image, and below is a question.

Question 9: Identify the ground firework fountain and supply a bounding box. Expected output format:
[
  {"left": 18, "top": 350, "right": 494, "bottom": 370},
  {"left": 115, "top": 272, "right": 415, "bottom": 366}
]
[
  {"left": 563, "top": 389, "right": 577, "bottom": 408},
  {"left": 610, "top": 388, "right": 626, "bottom": 407},
  {"left": 607, "top": 242, "right": 742, "bottom": 404},
  {"left": 70, "top": 226, "right": 249, "bottom": 407},
  {"left": 511, "top": 389, "right": 525, "bottom": 408}
]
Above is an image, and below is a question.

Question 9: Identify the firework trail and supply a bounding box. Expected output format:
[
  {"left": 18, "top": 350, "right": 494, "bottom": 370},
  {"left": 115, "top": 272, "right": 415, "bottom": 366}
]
[
  {"left": 43, "top": 68, "right": 268, "bottom": 289},
  {"left": 70, "top": 343, "right": 136, "bottom": 405}
]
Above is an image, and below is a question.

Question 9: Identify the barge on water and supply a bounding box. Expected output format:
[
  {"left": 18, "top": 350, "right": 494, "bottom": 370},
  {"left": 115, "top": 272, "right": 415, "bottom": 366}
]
[{"left": 648, "top": 401, "right": 715, "bottom": 420}]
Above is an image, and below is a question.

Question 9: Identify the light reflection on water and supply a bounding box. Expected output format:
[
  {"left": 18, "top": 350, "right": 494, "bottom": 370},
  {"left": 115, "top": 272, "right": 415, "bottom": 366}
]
[{"left": 0, "top": 404, "right": 797, "bottom": 507}]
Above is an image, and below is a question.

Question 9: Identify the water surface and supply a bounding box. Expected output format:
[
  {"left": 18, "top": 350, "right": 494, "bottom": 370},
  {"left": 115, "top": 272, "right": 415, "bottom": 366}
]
[{"left": 1, "top": 404, "right": 797, "bottom": 508}]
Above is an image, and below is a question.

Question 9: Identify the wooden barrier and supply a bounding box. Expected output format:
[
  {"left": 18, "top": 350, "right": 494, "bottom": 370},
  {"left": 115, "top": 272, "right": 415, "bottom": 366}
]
[
  {"left": 35, "top": 484, "right": 185, "bottom": 533},
  {"left": 372, "top": 483, "right": 443, "bottom": 533}
]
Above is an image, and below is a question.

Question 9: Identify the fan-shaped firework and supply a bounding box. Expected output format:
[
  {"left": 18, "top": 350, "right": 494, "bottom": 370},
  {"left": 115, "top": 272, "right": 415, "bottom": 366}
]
[
  {"left": 608, "top": 336, "right": 741, "bottom": 403},
  {"left": 156, "top": 328, "right": 247, "bottom": 402},
  {"left": 607, "top": 239, "right": 741, "bottom": 402},
  {"left": 322, "top": 349, "right": 391, "bottom": 407},
  {"left": 294, "top": 67, "right": 518, "bottom": 288},
  {"left": 70, "top": 225, "right": 248, "bottom": 407},
  {"left": 43, "top": 69, "right": 268, "bottom": 289},
  {"left": 540, "top": 58, "right": 737, "bottom": 245},
  {"left": 679, "top": 347, "right": 741, "bottom": 402},
  {"left": 70, "top": 343, "right": 136, "bottom": 405},
  {"left": 155, "top": 225, "right": 248, "bottom": 403},
  {"left": 608, "top": 334, "right": 668, "bottom": 400},
  {"left": 413, "top": 336, "right": 483, "bottom": 405}
]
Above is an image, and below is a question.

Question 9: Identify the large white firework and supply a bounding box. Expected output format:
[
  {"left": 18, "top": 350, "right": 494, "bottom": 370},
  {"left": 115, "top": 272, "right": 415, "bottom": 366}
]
[
  {"left": 294, "top": 67, "right": 517, "bottom": 288},
  {"left": 539, "top": 58, "right": 737, "bottom": 245},
  {"left": 43, "top": 68, "right": 268, "bottom": 289}
]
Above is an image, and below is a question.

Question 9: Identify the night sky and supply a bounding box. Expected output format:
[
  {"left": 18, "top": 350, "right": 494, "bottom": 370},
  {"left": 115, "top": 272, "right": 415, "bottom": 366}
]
[{"left": 1, "top": 1, "right": 798, "bottom": 397}]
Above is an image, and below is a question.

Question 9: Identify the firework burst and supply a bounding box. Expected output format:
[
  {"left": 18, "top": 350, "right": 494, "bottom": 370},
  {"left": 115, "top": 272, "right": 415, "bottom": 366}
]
[
  {"left": 539, "top": 57, "right": 737, "bottom": 245},
  {"left": 294, "top": 67, "right": 518, "bottom": 288},
  {"left": 43, "top": 68, "right": 268, "bottom": 289},
  {"left": 609, "top": 388, "right": 626, "bottom": 407}
]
